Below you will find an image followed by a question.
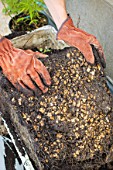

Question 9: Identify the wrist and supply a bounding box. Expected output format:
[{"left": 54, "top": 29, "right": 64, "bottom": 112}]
[
  {"left": 0, "top": 34, "right": 3, "bottom": 39},
  {"left": 0, "top": 37, "right": 13, "bottom": 54},
  {"left": 0, "top": 35, "right": 5, "bottom": 43}
]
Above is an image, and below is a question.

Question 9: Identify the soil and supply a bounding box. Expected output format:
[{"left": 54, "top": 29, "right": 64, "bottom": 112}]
[
  {"left": 0, "top": 46, "right": 113, "bottom": 170},
  {"left": 9, "top": 12, "right": 48, "bottom": 32},
  {"left": 5, "top": 31, "right": 27, "bottom": 40},
  {"left": 0, "top": 116, "right": 7, "bottom": 135}
]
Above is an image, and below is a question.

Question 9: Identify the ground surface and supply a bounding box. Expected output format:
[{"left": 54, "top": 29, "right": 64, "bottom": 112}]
[{"left": 0, "top": 2, "right": 11, "bottom": 36}]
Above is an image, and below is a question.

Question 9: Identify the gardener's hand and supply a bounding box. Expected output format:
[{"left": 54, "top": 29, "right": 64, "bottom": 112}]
[
  {"left": 0, "top": 37, "right": 51, "bottom": 95},
  {"left": 57, "top": 15, "right": 106, "bottom": 68}
]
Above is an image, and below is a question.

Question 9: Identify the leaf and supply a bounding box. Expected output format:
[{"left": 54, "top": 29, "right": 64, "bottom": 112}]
[
  {"left": 17, "top": 17, "right": 26, "bottom": 23},
  {"left": 1, "top": 0, "right": 46, "bottom": 24}
]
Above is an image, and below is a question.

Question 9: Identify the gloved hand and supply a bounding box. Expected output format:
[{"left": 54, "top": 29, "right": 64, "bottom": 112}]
[
  {"left": 0, "top": 37, "right": 51, "bottom": 95},
  {"left": 57, "top": 15, "right": 106, "bottom": 68}
]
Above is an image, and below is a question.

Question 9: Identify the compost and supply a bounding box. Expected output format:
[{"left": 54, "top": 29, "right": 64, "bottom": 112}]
[{"left": 0, "top": 46, "right": 113, "bottom": 170}]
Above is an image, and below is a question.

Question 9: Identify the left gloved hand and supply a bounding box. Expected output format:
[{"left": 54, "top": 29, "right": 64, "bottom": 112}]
[
  {"left": 0, "top": 37, "right": 51, "bottom": 96},
  {"left": 57, "top": 15, "right": 106, "bottom": 68}
]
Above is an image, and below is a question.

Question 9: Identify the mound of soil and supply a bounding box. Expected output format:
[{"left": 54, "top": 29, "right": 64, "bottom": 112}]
[{"left": 0, "top": 47, "right": 113, "bottom": 170}]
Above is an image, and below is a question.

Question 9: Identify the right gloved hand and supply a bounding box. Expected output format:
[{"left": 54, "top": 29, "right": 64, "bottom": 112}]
[
  {"left": 0, "top": 37, "right": 51, "bottom": 96},
  {"left": 57, "top": 15, "right": 106, "bottom": 68}
]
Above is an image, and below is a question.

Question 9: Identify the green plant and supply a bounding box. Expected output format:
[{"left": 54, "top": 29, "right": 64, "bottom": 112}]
[{"left": 1, "top": 0, "right": 46, "bottom": 25}]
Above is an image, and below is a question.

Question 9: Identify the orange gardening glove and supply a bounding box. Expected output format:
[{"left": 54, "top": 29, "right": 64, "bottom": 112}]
[
  {"left": 57, "top": 15, "right": 106, "bottom": 68},
  {"left": 0, "top": 37, "right": 51, "bottom": 95}
]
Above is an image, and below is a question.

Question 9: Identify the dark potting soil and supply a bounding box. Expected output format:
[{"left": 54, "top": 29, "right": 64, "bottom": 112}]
[
  {"left": 0, "top": 47, "right": 113, "bottom": 170},
  {"left": 5, "top": 31, "right": 27, "bottom": 40},
  {"left": 9, "top": 12, "right": 48, "bottom": 32}
]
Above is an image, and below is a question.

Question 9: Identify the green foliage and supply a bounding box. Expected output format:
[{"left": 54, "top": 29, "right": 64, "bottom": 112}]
[
  {"left": 39, "top": 47, "right": 52, "bottom": 53},
  {"left": 1, "top": 0, "right": 46, "bottom": 24}
]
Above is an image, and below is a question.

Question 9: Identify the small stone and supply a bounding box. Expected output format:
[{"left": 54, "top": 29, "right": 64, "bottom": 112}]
[
  {"left": 66, "top": 53, "right": 71, "bottom": 58},
  {"left": 18, "top": 98, "right": 22, "bottom": 105},
  {"left": 56, "top": 133, "right": 62, "bottom": 139},
  {"left": 39, "top": 108, "right": 45, "bottom": 113}
]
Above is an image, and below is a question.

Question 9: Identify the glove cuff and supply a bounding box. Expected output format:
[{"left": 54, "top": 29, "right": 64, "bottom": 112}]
[
  {"left": 0, "top": 37, "right": 13, "bottom": 54},
  {"left": 0, "top": 36, "right": 6, "bottom": 42},
  {"left": 56, "top": 14, "right": 74, "bottom": 40}
]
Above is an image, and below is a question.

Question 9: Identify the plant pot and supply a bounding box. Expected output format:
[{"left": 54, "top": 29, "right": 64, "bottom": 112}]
[{"left": 9, "top": 11, "right": 57, "bottom": 32}]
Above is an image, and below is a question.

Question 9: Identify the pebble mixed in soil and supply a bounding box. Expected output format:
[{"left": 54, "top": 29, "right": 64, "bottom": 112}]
[{"left": 0, "top": 47, "right": 113, "bottom": 170}]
